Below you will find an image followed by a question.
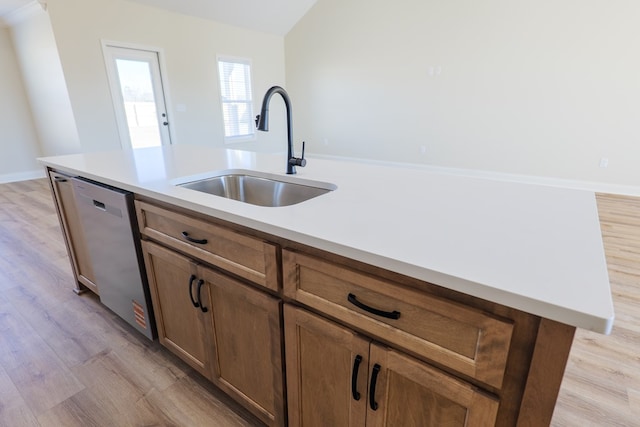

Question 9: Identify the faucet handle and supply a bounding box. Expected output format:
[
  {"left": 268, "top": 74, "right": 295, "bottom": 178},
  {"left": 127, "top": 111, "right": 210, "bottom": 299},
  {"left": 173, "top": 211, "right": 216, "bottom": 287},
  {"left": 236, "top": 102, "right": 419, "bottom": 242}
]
[
  {"left": 289, "top": 141, "right": 307, "bottom": 167},
  {"left": 255, "top": 115, "right": 260, "bottom": 128},
  {"left": 298, "top": 141, "right": 307, "bottom": 167}
]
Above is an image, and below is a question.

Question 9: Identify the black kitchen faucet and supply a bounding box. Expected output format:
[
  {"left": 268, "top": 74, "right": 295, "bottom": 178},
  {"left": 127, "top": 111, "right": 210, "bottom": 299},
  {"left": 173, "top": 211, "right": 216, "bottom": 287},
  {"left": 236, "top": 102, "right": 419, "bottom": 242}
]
[{"left": 255, "top": 86, "right": 306, "bottom": 174}]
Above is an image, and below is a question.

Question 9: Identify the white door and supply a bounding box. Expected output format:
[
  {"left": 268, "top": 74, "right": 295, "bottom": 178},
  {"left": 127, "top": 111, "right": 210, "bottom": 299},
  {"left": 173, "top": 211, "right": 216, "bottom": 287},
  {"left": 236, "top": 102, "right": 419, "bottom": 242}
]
[{"left": 103, "top": 44, "right": 171, "bottom": 149}]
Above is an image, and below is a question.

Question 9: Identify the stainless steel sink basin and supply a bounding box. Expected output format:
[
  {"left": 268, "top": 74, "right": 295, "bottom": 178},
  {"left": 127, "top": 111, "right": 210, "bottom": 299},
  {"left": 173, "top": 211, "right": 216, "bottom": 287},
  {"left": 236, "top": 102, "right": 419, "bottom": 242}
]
[{"left": 176, "top": 171, "right": 336, "bottom": 207}]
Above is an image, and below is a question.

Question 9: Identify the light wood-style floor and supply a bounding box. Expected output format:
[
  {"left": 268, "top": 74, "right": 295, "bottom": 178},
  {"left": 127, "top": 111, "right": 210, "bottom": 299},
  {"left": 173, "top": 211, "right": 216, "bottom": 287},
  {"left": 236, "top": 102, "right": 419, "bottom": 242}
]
[
  {"left": 0, "top": 179, "right": 638, "bottom": 426},
  {"left": 551, "top": 193, "right": 640, "bottom": 427},
  {"left": 0, "top": 179, "right": 262, "bottom": 426}
]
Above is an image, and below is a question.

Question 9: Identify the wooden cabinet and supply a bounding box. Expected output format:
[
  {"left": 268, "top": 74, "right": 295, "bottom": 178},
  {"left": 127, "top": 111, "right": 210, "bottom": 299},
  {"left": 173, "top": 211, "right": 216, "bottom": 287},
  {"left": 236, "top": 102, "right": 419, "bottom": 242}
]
[
  {"left": 284, "top": 305, "right": 499, "bottom": 427},
  {"left": 367, "top": 345, "right": 499, "bottom": 426},
  {"left": 136, "top": 201, "right": 279, "bottom": 292},
  {"left": 283, "top": 249, "right": 513, "bottom": 389},
  {"left": 133, "top": 199, "right": 572, "bottom": 427},
  {"left": 140, "top": 226, "right": 285, "bottom": 426},
  {"left": 282, "top": 249, "right": 577, "bottom": 426},
  {"left": 141, "top": 241, "right": 213, "bottom": 377},
  {"left": 201, "top": 266, "right": 285, "bottom": 426},
  {"left": 47, "top": 170, "right": 98, "bottom": 294},
  {"left": 284, "top": 302, "right": 369, "bottom": 427}
]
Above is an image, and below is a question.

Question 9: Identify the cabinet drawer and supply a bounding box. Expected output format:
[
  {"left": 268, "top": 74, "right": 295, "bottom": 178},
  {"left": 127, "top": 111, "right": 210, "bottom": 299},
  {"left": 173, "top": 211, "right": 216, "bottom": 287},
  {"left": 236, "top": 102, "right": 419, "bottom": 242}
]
[
  {"left": 283, "top": 250, "right": 513, "bottom": 389},
  {"left": 136, "top": 201, "right": 279, "bottom": 291}
]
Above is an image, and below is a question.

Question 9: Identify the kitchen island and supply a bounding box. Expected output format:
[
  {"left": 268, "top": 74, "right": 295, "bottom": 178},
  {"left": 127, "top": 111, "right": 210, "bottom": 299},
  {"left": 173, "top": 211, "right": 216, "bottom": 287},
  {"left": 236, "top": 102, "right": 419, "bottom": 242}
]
[{"left": 39, "top": 144, "right": 614, "bottom": 426}]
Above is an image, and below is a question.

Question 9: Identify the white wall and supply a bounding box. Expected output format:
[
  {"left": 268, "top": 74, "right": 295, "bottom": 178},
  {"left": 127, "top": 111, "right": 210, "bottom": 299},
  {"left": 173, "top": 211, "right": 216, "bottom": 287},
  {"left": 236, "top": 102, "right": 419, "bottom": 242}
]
[
  {"left": 47, "top": 0, "right": 287, "bottom": 153},
  {"left": 8, "top": 2, "right": 81, "bottom": 157},
  {"left": 0, "top": 24, "right": 42, "bottom": 182},
  {"left": 286, "top": 0, "right": 640, "bottom": 186}
]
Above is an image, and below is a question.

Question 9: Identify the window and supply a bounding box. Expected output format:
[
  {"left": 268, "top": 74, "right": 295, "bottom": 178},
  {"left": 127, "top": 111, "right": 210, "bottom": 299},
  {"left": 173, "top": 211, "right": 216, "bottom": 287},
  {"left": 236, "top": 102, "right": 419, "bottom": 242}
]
[{"left": 217, "top": 57, "right": 254, "bottom": 142}]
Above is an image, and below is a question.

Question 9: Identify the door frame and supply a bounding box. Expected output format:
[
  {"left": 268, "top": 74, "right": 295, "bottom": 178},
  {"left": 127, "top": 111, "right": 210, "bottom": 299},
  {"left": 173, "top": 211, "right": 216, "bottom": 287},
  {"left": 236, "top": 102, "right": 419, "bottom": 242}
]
[{"left": 101, "top": 40, "right": 174, "bottom": 148}]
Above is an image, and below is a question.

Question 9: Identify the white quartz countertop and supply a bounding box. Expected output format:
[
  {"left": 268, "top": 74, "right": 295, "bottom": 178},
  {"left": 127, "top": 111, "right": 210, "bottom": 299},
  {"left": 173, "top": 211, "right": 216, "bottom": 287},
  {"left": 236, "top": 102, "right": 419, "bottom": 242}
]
[{"left": 39, "top": 145, "right": 614, "bottom": 334}]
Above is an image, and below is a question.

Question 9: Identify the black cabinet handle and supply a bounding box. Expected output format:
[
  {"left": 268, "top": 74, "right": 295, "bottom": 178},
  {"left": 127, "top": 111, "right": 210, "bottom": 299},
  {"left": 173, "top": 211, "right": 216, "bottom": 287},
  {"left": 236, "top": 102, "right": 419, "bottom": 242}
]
[
  {"left": 369, "top": 363, "right": 381, "bottom": 411},
  {"left": 351, "top": 355, "right": 363, "bottom": 401},
  {"left": 181, "top": 231, "right": 208, "bottom": 245},
  {"left": 196, "top": 279, "right": 208, "bottom": 313},
  {"left": 54, "top": 176, "right": 68, "bottom": 182},
  {"left": 347, "top": 293, "right": 401, "bottom": 320},
  {"left": 188, "top": 275, "right": 199, "bottom": 308}
]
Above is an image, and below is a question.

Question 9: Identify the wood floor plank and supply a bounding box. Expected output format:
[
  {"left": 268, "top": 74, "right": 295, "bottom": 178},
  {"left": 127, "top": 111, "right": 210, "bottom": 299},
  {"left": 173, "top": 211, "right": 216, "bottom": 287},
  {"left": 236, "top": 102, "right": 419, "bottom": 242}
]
[
  {"left": 0, "top": 251, "right": 75, "bottom": 308},
  {"left": 36, "top": 389, "right": 105, "bottom": 427},
  {"left": 0, "top": 295, "right": 85, "bottom": 416},
  {"left": 0, "top": 365, "right": 40, "bottom": 427},
  {"left": 143, "top": 372, "right": 263, "bottom": 427},
  {"left": 73, "top": 304, "right": 191, "bottom": 393},
  {"left": 69, "top": 350, "right": 164, "bottom": 426},
  {"left": 551, "top": 388, "right": 633, "bottom": 427},
  {"left": 38, "top": 386, "right": 178, "bottom": 427},
  {"left": 110, "top": 336, "right": 191, "bottom": 392},
  {"left": 628, "top": 388, "right": 640, "bottom": 417},
  {"left": 3, "top": 285, "right": 109, "bottom": 368}
]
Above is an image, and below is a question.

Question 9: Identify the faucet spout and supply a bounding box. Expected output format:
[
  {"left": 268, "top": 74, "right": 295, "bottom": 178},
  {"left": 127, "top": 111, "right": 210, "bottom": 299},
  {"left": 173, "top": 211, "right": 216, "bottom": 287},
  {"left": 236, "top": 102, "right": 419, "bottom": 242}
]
[{"left": 256, "top": 86, "right": 305, "bottom": 174}]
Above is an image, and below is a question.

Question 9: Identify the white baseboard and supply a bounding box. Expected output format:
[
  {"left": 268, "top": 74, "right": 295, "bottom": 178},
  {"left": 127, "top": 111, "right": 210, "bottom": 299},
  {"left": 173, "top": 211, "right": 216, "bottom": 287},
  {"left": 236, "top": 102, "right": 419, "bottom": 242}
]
[
  {"left": 309, "top": 153, "right": 640, "bottom": 197},
  {"left": 0, "top": 169, "right": 46, "bottom": 184}
]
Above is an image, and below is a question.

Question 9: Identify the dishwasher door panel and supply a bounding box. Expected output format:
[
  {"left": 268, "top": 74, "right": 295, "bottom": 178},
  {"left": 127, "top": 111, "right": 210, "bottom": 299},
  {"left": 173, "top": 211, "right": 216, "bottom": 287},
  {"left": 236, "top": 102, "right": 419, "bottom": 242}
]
[{"left": 72, "top": 178, "right": 155, "bottom": 340}]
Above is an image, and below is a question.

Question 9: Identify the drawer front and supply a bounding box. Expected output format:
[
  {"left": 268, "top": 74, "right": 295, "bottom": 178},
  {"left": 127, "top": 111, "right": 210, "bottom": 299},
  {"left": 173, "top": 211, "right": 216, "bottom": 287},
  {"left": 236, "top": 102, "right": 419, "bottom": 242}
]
[
  {"left": 283, "top": 250, "right": 513, "bottom": 389},
  {"left": 136, "top": 201, "right": 279, "bottom": 292}
]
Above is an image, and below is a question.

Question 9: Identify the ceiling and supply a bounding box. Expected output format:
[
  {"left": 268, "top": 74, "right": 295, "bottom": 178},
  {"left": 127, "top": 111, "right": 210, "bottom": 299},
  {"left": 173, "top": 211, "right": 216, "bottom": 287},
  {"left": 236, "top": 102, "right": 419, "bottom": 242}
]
[
  {"left": 0, "top": 0, "right": 316, "bottom": 35},
  {"left": 0, "top": 0, "right": 31, "bottom": 18}
]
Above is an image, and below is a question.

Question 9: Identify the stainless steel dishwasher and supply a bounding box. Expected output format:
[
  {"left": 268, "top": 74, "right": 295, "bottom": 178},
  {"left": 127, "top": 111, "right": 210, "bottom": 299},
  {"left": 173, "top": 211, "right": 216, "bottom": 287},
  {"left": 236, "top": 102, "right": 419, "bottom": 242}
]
[{"left": 72, "top": 177, "right": 156, "bottom": 340}]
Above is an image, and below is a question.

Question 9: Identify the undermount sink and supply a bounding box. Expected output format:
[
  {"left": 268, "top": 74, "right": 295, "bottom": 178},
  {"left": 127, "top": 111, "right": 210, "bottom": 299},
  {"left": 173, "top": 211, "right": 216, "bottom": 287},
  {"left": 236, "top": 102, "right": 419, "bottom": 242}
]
[{"left": 176, "top": 170, "right": 336, "bottom": 207}]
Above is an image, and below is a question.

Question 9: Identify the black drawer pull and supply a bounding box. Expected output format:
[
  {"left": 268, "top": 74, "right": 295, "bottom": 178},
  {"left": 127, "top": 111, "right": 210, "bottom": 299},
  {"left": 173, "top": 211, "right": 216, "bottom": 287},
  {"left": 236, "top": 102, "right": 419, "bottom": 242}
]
[
  {"left": 54, "top": 176, "right": 68, "bottom": 182},
  {"left": 181, "top": 231, "right": 208, "bottom": 245},
  {"left": 188, "top": 274, "right": 199, "bottom": 308},
  {"left": 351, "top": 355, "right": 363, "bottom": 401},
  {"left": 369, "top": 363, "right": 381, "bottom": 411},
  {"left": 347, "top": 293, "right": 401, "bottom": 320},
  {"left": 196, "top": 279, "right": 208, "bottom": 313}
]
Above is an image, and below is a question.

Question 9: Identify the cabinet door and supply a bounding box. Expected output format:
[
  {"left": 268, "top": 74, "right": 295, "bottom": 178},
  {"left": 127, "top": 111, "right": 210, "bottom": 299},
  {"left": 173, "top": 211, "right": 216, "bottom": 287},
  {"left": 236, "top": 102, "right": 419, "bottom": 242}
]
[
  {"left": 284, "top": 304, "right": 369, "bottom": 427},
  {"left": 141, "top": 241, "right": 213, "bottom": 379},
  {"left": 49, "top": 171, "right": 97, "bottom": 294},
  {"left": 200, "top": 266, "right": 285, "bottom": 427},
  {"left": 366, "top": 343, "right": 499, "bottom": 427}
]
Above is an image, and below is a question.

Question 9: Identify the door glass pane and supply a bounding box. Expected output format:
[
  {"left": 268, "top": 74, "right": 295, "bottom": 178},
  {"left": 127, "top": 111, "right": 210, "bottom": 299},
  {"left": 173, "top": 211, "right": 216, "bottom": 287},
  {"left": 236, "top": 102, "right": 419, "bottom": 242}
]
[{"left": 115, "top": 59, "right": 162, "bottom": 148}]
